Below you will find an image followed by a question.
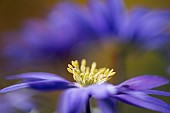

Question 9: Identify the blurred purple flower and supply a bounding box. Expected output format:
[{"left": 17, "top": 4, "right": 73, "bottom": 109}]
[
  {"left": 0, "top": 90, "right": 36, "bottom": 113},
  {"left": 2, "top": 0, "right": 125, "bottom": 62},
  {"left": 1, "top": 59, "right": 170, "bottom": 113},
  {"left": 118, "top": 8, "right": 170, "bottom": 51}
]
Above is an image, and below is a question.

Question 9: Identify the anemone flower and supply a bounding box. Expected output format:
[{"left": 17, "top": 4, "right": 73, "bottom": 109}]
[
  {"left": 1, "top": 59, "right": 170, "bottom": 113},
  {"left": 2, "top": 0, "right": 125, "bottom": 63}
]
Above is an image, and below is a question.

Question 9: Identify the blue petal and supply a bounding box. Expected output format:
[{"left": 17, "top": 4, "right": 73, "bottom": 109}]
[
  {"left": 136, "top": 10, "right": 170, "bottom": 38},
  {"left": 1, "top": 72, "right": 76, "bottom": 92},
  {"left": 0, "top": 83, "right": 29, "bottom": 93},
  {"left": 133, "top": 11, "right": 170, "bottom": 50},
  {"left": 118, "top": 75, "right": 169, "bottom": 90},
  {"left": 57, "top": 88, "right": 89, "bottom": 113},
  {"left": 114, "top": 92, "right": 170, "bottom": 113},
  {"left": 143, "top": 90, "right": 170, "bottom": 96},
  {"left": 107, "top": 0, "right": 125, "bottom": 33},
  {"left": 28, "top": 80, "right": 75, "bottom": 91},
  {"left": 1, "top": 80, "right": 75, "bottom": 93},
  {"left": 97, "top": 98, "right": 117, "bottom": 113},
  {"left": 86, "top": 83, "right": 117, "bottom": 99},
  {"left": 88, "top": 0, "right": 111, "bottom": 35},
  {"left": 118, "top": 8, "right": 149, "bottom": 41},
  {"left": 48, "top": 2, "right": 95, "bottom": 49},
  {"left": 7, "top": 72, "right": 67, "bottom": 81}
]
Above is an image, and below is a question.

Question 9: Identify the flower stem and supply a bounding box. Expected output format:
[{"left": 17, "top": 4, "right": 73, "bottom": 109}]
[
  {"left": 115, "top": 45, "right": 128, "bottom": 82},
  {"left": 119, "top": 47, "right": 127, "bottom": 81},
  {"left": 86, "top": 100, "right": 91, "bottom": 113}
]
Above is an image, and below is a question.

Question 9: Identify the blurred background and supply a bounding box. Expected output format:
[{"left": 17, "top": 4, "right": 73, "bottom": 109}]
[{"left": 0, "top": 0, "right": 170, "bottom": 113}]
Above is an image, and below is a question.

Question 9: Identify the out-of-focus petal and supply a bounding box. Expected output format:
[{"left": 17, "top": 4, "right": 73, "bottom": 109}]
[
  {"left": 5, "top": 90, "right": 36, "bottom": 111},
  {"left": 57, "top": 88, "right": 89, "bottom": 113},
  {"left": 143, "top": 90, "right": 170, "bottom": 96},
  {"left": 118, "top": 75, "right": 169, "bottom": 90},
  {"left": 107, "top": 0, "right": 125, "bottom": 33},
  {"left": 97, "top": 98, "right": 117, "bottom": 113},
  {"left": 118, "top": 8, "right": 149, "bottom": 41},
  {"left": 135, "top": 10, "right": 170, "bottom": 38},
  {"left": 134, "top": 10, "right": 170, "bottom": 50},
  {"left": 114, "top": 92, "right": 170, "bottom": 113},
  {"left": 88, "top": 0, "right": 111, "bottom": 35},
  {"left": 118, "top": 7, "right": 170, "bottom": 50},
  {"left": 7, "top": 72, "right": 67, "bottom": 81},
  {"left": 0, "top": 83, "right": 29, "bottom": 93},
  {"left": 54, "top": 2, "right": 95, "bottom": 37},
  {"left": 0, "top": 90, "right": 36, "bottom": 113}
]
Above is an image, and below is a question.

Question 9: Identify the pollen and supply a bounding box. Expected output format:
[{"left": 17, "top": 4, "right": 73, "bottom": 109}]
[{"left": 67, "top": 59, "right": 116, "bottom": 87}]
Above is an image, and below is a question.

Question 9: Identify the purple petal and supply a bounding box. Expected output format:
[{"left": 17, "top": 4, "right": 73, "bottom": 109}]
[
  {"left": 0, "top": 83, "right": 29, "bottom": 93},
  {"left": 7, "top": 72, "right": 67, "bottom": 81},
  {"left": 118, "top": 8, "right": 149, "bottom": 41},
  {"left": 114, "top": 92, "right": 170, "bottom": 113},
  {"left": 107, "top": 0, "right": 125, "bottom": 33},
  {"left": 143, "top": 90, "right": 170, "bottom": 96},
  {"left": 136, "top": 11, "right": 170, "bottom": 38},
  {"left": 118, "top": 75, "right": 169, "bottom": 90},
  {"left": 88, "top": 0, "right": 111, "bottom": 35},
  {"left": 5, "top": 90, "right": 36, "bottom": 111},
  {"left": 134, "top": 11, "right": 170, "bottom": 50},
  {"left": 1, "top": 79, "right": 75, "bottom": 93},
  {"left": 97, "top": 98, "right": 117, "bottom": 113},
  {"left": 28, "top": 80, "right": 75, "bottom": 91},
  {"left": 57, "top": 88, "right": 89, "bottom": 113},
  {"left": 86, "top": 84, "right": 117, "bottom": 99}
]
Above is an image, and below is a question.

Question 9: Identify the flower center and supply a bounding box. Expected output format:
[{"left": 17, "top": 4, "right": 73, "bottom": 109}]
[{"left": 67, "top": 59, "right": 116, "bottom": 87}]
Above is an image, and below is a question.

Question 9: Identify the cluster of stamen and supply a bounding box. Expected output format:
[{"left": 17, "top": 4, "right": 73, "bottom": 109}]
[{"left": 67, "top": 59, "right": 116, "bottom": 87}]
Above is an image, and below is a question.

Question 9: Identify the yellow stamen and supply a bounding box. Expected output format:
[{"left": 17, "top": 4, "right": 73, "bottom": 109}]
[{"left": 67, "top": 59, "right": 116, "bottom": 87}]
